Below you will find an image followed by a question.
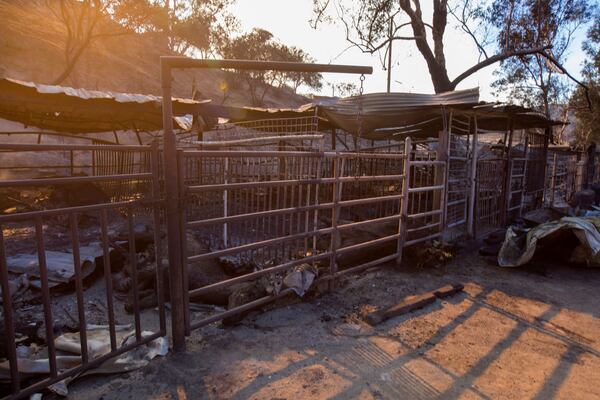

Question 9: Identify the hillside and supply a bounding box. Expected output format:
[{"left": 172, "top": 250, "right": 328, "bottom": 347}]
[{"left": 0, "top": 0, "right": 307, "bottom": 108}]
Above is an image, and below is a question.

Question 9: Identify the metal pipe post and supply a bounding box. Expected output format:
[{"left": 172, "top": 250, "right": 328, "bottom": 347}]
[
  {"left": 161, "top": 60, "right": 187, "bottom": 352},
  {"left": 467, "top": 115, "right": 478, "bottom": 237},
  {"left": 396, "top": 137, "right": 411, "bottom": 264}
]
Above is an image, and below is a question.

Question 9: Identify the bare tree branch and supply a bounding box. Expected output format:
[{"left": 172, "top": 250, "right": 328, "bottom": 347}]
[
  {"left": 540, "top": 50, "right": 592, "bottom": 110},
  {"left": 450, "top": 45, "right": 552, "bottom": 89}
]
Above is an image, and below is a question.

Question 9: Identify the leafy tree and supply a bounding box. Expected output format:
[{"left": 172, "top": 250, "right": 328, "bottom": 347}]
[
  {"left": 488, "top": 0, "right": 594, "bottom": 117},
  {"left": 49, "top": 0, "right": 238, "bottom": 85},
  {"left": 570, "top": 20, "right": 600, "bottom": 147},
  {"left": 112, "top": 0, "right": 238, "bottom": 56},
  {"left": 325, "top": 82, "right": 359, "bottom": 97},
  {"left": 221, "top": 29, "right": 322, "bottom": 105},
  {"left": 48, "top": 0, "right": 132, "bottom": 85},
  {"left": 274, "top": 47, "right": 323, "bottom": 94},
  {"left": 312, "top": 0, "right": 590, "bottom": 95}
]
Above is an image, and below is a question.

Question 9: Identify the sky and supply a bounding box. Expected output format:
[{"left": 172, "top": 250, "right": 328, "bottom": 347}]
[{"left": 230, "top": 0, "right": 591, "bottom": 102}]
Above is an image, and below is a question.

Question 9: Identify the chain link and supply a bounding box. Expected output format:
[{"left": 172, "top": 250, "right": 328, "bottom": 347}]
[{"left": 359, "top": 74, "right": 365, "bottom": 95}]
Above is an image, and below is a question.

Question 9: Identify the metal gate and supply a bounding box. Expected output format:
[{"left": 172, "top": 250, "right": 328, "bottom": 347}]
[
  {"left": 172, "top": 137, "right": 446, "bottom": 335},
  {"left": 0, "top": 142, "right": 165, "bottom": 399},
  {"left": 475, "top": 159, "right": 505, "bottom": 235}
]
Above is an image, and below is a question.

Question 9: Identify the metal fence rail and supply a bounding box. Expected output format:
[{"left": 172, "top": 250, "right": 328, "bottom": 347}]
[
  {"left": 173, "top": 137, "right": 446, "bottom": 334},
  {"left": 545, "top": 151, "right": 583, "bottom": 207},
  {"left": 0, "top": 143, "right": 164, "bottom": 399}
]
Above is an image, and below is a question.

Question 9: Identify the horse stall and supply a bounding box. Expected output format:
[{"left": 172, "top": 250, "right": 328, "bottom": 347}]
[{"left": 0, "top": 67, "right": 563, "bottom": 398}]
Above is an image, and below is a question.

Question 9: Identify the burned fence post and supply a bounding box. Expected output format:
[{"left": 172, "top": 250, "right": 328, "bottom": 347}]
[
  {"left": 150, "top": 140, "right": 167, "bottom": 335},
  {"left": 177, "top": 149, "right": 191, "bottom": 336},
  {"left": 396, "top": 136, "right": 411, "bottom": 264},
  {"left": 467, "top": 114, "right": 478, "bottom": 238},
  {"left": 0, "top": 225, "right": 20, "bottom": 394},
  {"left": 161, "top": 59, "right": 187, "bottom": 352},
  {"left": 502, "top": 118, "right": 515, "bottom": 226},
  {"left": 329, "top": 155, "right": 341, "bottom": 291}
]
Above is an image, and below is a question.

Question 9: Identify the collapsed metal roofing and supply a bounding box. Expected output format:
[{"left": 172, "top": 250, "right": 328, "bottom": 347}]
[
  {"left": 230, "top": 88, "right": 562, "bottom": 139},
  {"left": 0, "top": 77, "right": 207, "bottom": 132},
  {"left": 0, "top": 77, "right": 560, "bottom": 137}
]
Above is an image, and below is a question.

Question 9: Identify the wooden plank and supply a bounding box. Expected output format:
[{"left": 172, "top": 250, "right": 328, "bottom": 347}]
[{"left": 365, "top": 283, "right": 464, "bottom": 326}]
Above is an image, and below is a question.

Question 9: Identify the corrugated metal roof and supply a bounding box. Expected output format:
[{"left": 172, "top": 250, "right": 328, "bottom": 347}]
[
  {"left": 0, "top": 77, "right": 208, "bottom": 132},
  {"left": 4, "top": 77, "right": 202, "bottom": 105},
  {"left": 0, "top": 77, "right": 561, "bottom": 137}
]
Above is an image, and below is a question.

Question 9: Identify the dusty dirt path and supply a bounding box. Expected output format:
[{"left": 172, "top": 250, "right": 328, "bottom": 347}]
[{"left": 66, "top": 249, "right": 600, "bottom": 400}]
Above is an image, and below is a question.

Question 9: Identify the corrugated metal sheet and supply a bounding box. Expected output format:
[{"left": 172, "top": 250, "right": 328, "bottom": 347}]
[
  {"left": 315, "top": 88, "right": 479, "bottom": 137},
  {"left": 0, "top": 77, "right": 560, "bottom": 137},
  {"left": 0, "top": 77, "right": 207, "bottom": 132},
  {"left": 4, "top": 77, "right": 201, "bottom": 105}
]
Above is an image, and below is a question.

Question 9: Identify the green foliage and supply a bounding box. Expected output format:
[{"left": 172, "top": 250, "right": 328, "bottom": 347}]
[
  {"left": 108, "top": 0, "right": 238, "bottom": 55},
  {"left": 488, "top": 0, "right": 594, "bottom": 115},
  {"left": 570, "top": 20, "right": 600, "bottom": 147},
  {"left": 221, "top": 28, "right": 323, "bottom": 105}
]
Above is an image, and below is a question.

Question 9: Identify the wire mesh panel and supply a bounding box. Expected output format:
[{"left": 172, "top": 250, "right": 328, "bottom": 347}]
[
  {"left": 522, "top": 131, "right": 546, "bottom": 213},
  {"left": 476, "top": 158, "right": 505, "bottom": 234},
  {"left": 545, "top": 151, "right": 581, "bottom": 206},
  {"left": 506, "top": 142, "right": 528, "bottom": 221},
  {"left": 405, "top": 142, "right": 446, "bottom": 245},
  {"left": 446, "top": 133, "right": 470, "bottom": 229},
  {"left": 593, "top": 154, "right": 600, "bottom": 185},
  {"left": 177, "top": 116, "right": 324, "bottom": 152},
  {"left": 92, "top": 141, "right": 154, "bottom": 203},
  {"left": 179, "top": 147, "right": 410, "bottom": 332},
  {"left": 0, "top": 143, "right": 165, "bottom": 399},
  {"left": 182, "top": 151, "right": 327, "bottom": 266}
]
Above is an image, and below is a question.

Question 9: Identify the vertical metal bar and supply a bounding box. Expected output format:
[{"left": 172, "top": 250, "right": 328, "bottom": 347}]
[
  {"left": 161, "top": 61, "right": 186, "bottom": 352},
  {"left": 440, "top": 110, "right": 452, "bottom": 233},
  {"left": 70, "top": 149, "right": 74, "bottom": 176},
  {"left": 397, "top": 137, "right": 411, "bottom": 264},
  {"left": 127, "top": 207, "right": 142, "bottom": 342},
  {"left": 100, "top": 210, "right": 117, "bottom": 351},
  {"left": 312, "top": 148, "right": 324, "bottom": 254},
  {"left": 329, "top": 156, "right": 340, "bottom": 291},
  {"left": 35, "top": 218, "right": 58, "bottom": 377},
  {"left": 550, "top": 152, "right": 558, "bottom": 206},
  {"left": 519, "top": 133, "right": 529, "bottom": 217},
  {"left": 150, "top": 141, "right": 167, "bottom": 334},
  {"left": 503, "top": 119, "right": 514, "bottom": 225},
  {"left": 467, "top": 115, "right": 479, "bottom": 238},
  {"left": 92, "top": 146, "right": 97, "bottom": 176},
  {"left": 0, "top": 224, "right": 20, "bottom": 393},
  {"left": 69, "top": 213, "right": 88, "bottom": 364},
  {"left": 177, "top": 150, "right": 190, "bottom": 336}
]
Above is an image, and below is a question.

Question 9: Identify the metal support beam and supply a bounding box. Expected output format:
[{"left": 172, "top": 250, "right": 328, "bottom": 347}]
[
  {"left": 160, "top": 57, "right": 373, "bottom": 75},
  {"left": 160, "top": 57, "right": 373, "bottom": 352}
]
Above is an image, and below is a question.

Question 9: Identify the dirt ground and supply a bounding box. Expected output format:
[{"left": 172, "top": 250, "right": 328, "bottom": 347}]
[{"left": 64, "top": 245, "right": 600, "bottom": 400}]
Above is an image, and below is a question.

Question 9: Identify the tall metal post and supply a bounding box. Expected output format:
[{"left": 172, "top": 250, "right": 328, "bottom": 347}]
[
  {"left": 502, "top": 119, "right": 514, "bottom": 225},
  {"left": 396, "top": 136, "right": 411, "bottom": 264},
  {"left": 161, "top": 60, "right": 187, "bottom": 352},
  {"left": 467, "top": 115, "right": 478, "bottom": 237},
  {"left": 159, "top": 57, "right": 372, "bottom": 352},
  {"left": 387, "top": 16, "right": 393, "bottom": 93}
]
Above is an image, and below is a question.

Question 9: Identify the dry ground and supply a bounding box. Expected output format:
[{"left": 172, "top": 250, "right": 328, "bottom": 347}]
[{"left": 65, "top": 247, "right": 600, "bottom": 400}]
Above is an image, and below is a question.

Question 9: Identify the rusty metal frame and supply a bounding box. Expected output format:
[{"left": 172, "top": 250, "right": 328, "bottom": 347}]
[
  {"left": 174, "top": 134, "right": 448, "bottom": 334},
  {"left": 0, "top": 142, "right": 164, "bottom": 399},
  {"left": 178, "top": 147, "right": 420, "bottom": 332},
  {"left": 160, "top": 57, "right": 373, "bottom": 351}
]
